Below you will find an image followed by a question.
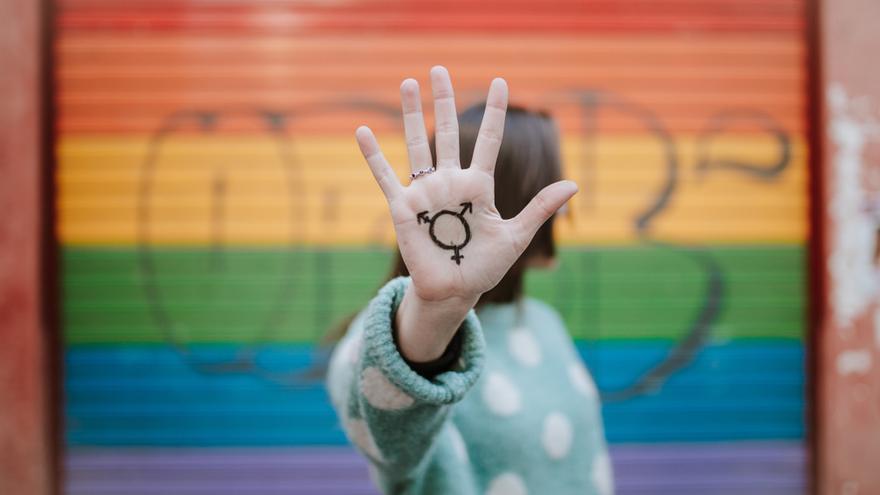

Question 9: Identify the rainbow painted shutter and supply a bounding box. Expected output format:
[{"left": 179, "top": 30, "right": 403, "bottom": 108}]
[{"left": 59, "top": 1, "right": 808, "bottom": 493}]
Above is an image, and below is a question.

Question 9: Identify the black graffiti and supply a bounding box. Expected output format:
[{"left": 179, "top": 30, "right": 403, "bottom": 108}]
[
  {"left": 599, "top": 242, "right": 725, "bottom": 403},
  {"left": 137, "top": 109, "right": 301, "bottom": 380},
  {"left": 695, "top": 109, "right": 792, "bottom": 180},
  {"left": 137, "top": 101, "right": 401, "bottom": 385},
  {"left": 573, "top": 90, "right": 677, "bottom": 234},
  {"left": 417, "top": 202, "right": 473, "bottom": 264},
  {"left": 562, "top": 90, "right": 793, "bottom": 402},
  {"left": 135, "top": 91, "right": 794, "bottom": 395}
]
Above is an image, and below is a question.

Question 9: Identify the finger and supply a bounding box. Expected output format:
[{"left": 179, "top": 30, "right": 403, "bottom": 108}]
[
  {"left": 400, "top": 78, "right": 433, "bottom": 174},
  {"left": 510, "top": 180, "right": 578, "bottom": 252},
  {"left": 430, "top": 65, "right": 460, "bottom": 169},
  {"left": 471, "top": 78, "right": 508, "bottom": 175},
  {"left": 355, "top": 126, "right": 403, "bottom": 202}
]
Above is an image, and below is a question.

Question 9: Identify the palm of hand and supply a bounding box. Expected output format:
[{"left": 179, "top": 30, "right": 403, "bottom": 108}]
[
  {"left": 356, "top": 66, "right": 577, "bottom": 304},
  {"left": 390, "top": 168, "right": 518, "bottom": 301}
]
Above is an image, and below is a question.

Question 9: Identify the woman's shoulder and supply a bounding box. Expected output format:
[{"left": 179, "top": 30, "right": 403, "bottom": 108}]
[
  {"left": 521, "top": 297, "right": 566, "bottom": 327},
  {"left": 517, "top": 297, "right": 575, "bottom": 348},
  {"left": 477, "top": 296, "right": 567, "bottom": 335}
]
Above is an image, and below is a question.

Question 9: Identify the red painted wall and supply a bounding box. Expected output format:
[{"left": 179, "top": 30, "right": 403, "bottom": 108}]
[
  {"left": 818, "top": 0, "right": 880, "bottom": 492},
  {"left": 0, "top": 0, "right": 52, "bottom": 493}
]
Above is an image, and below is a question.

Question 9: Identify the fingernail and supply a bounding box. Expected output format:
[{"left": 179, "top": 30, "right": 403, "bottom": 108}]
[{"left": 401, "top": 78, "right": 418, "bottom": 91}]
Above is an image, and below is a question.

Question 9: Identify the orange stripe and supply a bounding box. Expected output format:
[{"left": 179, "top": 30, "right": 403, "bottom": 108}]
[
  {"left": 56, "top": 33, "right": 806, "bottom": 135},
  {"left": 57, "top": 33, "right": 803, "bottom": 62}
]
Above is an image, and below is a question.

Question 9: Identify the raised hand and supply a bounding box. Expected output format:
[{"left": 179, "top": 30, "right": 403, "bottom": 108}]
[{"left": 355, "top": 66, "right": 577, "bottom": 362}]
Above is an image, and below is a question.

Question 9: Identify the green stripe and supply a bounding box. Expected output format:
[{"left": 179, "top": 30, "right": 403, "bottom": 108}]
[
  {"left": 528, "top": 245, "right": 804, "bottom": 341},
  {"left": 63, "top": 245, "right": 804, "bottom": 344}
]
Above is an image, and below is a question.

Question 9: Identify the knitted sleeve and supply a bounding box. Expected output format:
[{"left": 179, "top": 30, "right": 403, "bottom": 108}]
[{"left": 326, "top": 276, "right": 485, "bottom": 488}]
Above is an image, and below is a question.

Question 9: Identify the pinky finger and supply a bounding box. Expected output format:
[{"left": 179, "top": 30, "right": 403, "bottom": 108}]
[
  {"left": 356, "top": 126, "right": 403, "bottom": 202},
  {"left": 509, "top": 180, "right": 578, "bottom": 252}
]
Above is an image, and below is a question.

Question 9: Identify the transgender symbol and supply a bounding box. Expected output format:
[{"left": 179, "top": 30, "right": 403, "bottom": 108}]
[{"left": 416, "top": 202, "right": 473, "bottom": 265}]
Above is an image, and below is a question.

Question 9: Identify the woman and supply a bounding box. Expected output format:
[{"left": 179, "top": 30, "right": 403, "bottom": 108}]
[{"left": 327, "top": 66, "right": 612, "bottom": 495}]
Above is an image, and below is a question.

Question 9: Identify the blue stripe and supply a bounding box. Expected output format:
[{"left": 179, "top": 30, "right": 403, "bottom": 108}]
[{"left": 65, "top": 341, "right": 804, "bottom": 446}]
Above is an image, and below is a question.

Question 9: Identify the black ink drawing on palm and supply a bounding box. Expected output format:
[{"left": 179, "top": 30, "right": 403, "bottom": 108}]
[{"left": 416, "top": 202, "right": 473, "bottom": 264}]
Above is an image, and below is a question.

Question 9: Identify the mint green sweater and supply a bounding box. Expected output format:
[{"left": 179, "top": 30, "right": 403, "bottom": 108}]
[{"left": 327, "top": 277, "right": 613, "bottom": 495}]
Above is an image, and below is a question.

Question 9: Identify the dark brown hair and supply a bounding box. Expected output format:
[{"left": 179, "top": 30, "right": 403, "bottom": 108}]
[{"left": 323, "top": 104, "right": 563, "bottom": 343}]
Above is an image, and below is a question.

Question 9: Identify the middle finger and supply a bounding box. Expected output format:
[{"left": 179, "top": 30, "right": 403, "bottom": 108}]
[{"left": 430, "top": 66, "right": 460, "bottom": 170}]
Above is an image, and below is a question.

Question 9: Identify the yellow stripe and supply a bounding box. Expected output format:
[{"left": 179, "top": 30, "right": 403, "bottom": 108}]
[{"left": 57, "top": 135, "right": 807, "bottom": 245}]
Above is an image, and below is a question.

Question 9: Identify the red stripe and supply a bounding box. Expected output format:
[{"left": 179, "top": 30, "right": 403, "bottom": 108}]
[{"left": 57, "top": 1, "right": 802, "bottom": 33}]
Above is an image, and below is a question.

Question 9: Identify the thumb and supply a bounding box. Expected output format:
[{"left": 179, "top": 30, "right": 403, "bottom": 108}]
[{"left": 510, "top": 180, "right": 578, "bottom": 251}]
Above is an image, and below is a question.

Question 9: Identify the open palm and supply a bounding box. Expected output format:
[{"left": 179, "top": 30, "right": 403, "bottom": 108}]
[{"left": 356, "top": 66, "right": 577, "bottom": 303}]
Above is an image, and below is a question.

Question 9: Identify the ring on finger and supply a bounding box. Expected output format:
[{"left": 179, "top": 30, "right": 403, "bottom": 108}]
[{"left": 409, "top": 166, "right": 436, "bottom": 181}]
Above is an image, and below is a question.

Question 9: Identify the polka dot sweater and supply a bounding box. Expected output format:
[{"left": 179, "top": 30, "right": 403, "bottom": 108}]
[{"left": 327, "top": 277, "right": 614, "bottom": 495}]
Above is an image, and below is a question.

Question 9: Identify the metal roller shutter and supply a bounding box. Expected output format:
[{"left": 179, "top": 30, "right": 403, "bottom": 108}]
[{"left": 58, "top": 1, "right": 808, "bottom": 493}]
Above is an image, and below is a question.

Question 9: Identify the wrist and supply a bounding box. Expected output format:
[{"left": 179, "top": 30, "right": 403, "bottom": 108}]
[
  {"left": 395, "top": 283, "right": 479, "bottom": 363},
  {"left": 407, "top": 285, "right": 480, "bottom": 315}
]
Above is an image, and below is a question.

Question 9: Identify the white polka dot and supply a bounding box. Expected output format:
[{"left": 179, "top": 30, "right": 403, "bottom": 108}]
[
  {"left": 360, "top": 367, "right": 415, "bottom": 410},
  {"left": 486, "top": 472, "right": 528, "bottom": 495},
  {"left": 366, "top": 464, "right": 381, "bottom": 486},
  {"left": 591, "top": 452, "right": 614, "bottom": 495},
  {"left": 568, "top": 362, "right": 598, "bottom": 398},
  {"left": 327, "top": 376, "right": 346, "bottom": 411},
  {"left": 541, "top": 412, "right": 573, "bottom": 460},
  {"left": 447, "top": 425, "right": 468, "bottom": 462},
  {"left": 348, "top": 337, "right": 363, "bottom": 365},
  {"left": 335, "top": 335, "right": 362, "bottom": 367},
  {"left": 346, "top": 418, "right": 384, "bottom": 463},
  {"left": 508, "top": 327, "right": 542, "bottom": 367},
  {"left": 482, "top": 372, "right": 521, "bottom": 416}
]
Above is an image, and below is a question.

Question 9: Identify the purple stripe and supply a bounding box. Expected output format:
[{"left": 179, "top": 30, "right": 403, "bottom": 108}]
[
  {"left": 67, "top": 443, "right": 805, "bottom": 495},
  {"left": 611, "top": 443, "right": 806, "bottom": 495},
  {"left": 67, "top": 447, "right": 369, "bottom": 470}
]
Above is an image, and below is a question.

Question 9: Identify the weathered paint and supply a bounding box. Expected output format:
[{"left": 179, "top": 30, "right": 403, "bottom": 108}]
[
  {"left": 818, "top": 0, "right": 880, "bottom": 492},
  {"left": 0, "top": 0, "right": 52, "bottom": 494}
]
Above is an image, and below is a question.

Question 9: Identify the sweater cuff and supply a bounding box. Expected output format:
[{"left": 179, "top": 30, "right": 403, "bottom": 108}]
[
  {"left": 395, "top": 325, "right": 464, "bottom": 379},
  {"left": 362, "top": 276, "right": 485, "bottom": 405}
]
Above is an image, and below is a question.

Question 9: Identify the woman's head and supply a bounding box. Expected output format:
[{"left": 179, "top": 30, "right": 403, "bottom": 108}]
[{"left": 391, "top": 103, "right": 564, "bottom": 305}]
